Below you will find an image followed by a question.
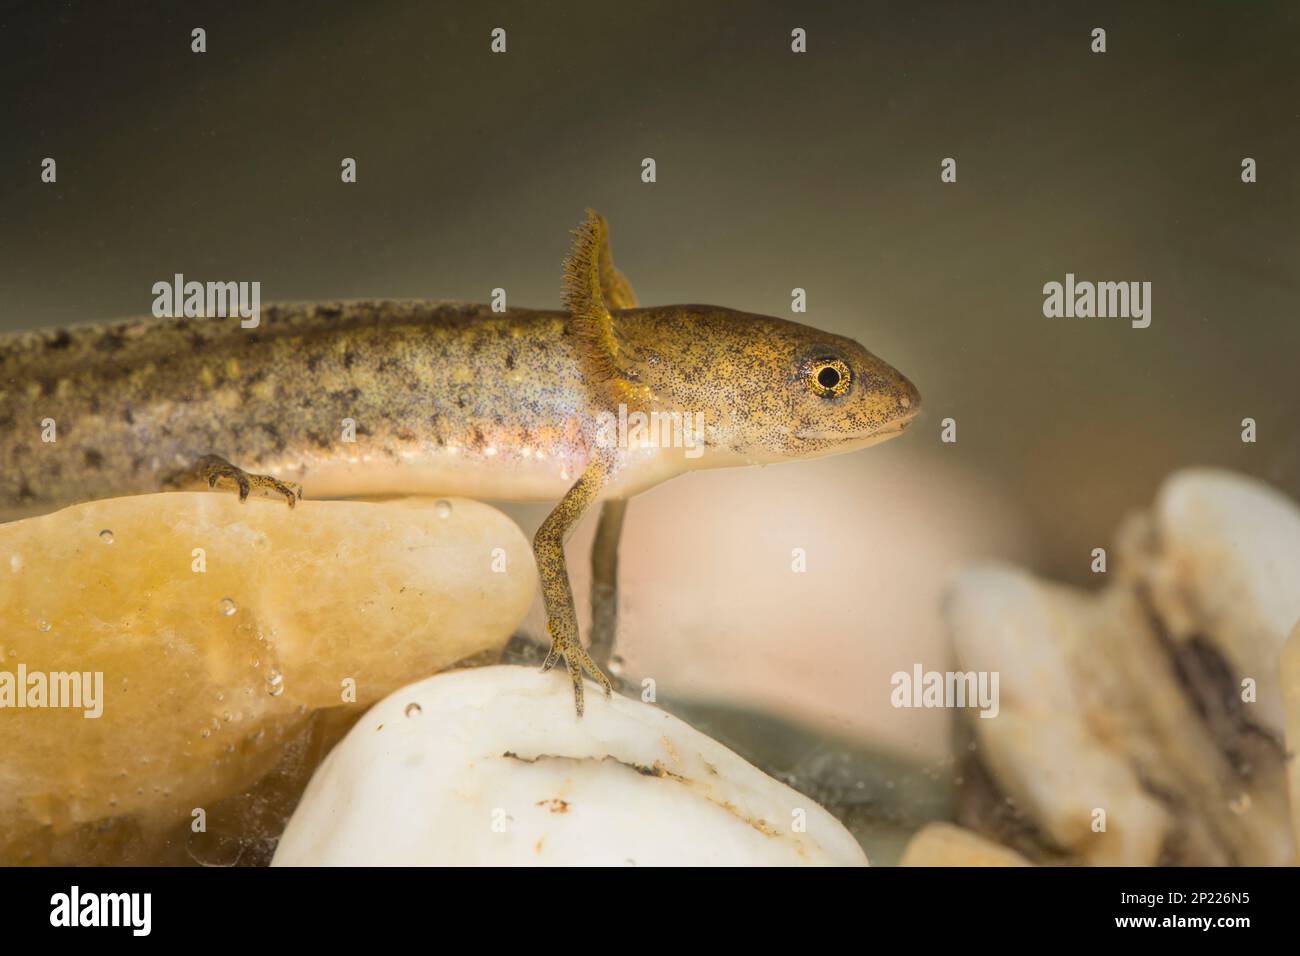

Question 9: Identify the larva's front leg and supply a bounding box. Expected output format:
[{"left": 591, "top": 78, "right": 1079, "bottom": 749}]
[{"left": 534, "top": 453, "right": 614, "bottom": 716}]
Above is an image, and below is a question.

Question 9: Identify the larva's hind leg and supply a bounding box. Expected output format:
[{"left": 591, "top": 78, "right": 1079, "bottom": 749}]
[
  {"left": 168, "top": 454, "right": 302, "bottom": 507},
  {"left": 587, "top": 497, "right": 628, "bottom": 676}
]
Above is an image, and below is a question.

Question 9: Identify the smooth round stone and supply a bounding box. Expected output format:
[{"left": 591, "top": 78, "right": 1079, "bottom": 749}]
[{"left": 273, "top": 665, "right": 869, "bottom": 866}]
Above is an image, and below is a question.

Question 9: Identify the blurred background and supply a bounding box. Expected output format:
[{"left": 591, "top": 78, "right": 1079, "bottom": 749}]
[{"left": 2, "top": 0, "right": 1297, "bottom": 766}]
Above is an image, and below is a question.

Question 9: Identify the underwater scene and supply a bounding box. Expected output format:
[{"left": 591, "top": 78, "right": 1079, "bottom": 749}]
[{"left": 1, "top": 0, "right": 1297, "bottom": 900}]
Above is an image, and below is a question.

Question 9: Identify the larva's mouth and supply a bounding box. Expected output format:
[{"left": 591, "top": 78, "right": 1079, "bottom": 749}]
[
  {"left": 866, "top": 420, "right": 911, "bottom": 441},
  {"left": 890, "top": 407, "right": 921, "bottom": 431},
  {"left": 791, "top": 402, "right": 920, "bottom": 450},
  {"left": 868, "top": 406, "right": 919, "bottom": 439},
  {"left": 794, "top": 419, "right": 910, "bottom": 445}
]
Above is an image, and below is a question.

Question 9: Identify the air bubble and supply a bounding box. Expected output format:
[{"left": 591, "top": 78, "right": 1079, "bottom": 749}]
[
  {"left": 219, "top": 597, "right": 237, "bottom": 616},
  {"left": 37, "top": 620, "right": 51, "bottom": 633},
  {"left": 99, "top": 529, "right": 114, "bottom": 543},
  {"left": 266, "top": 671, "right": 285, "bottom": 697},
  {"left": 405, "top": 702, "right": 423, "bottom": 717},
  {"left": 434, "top": 499, "right": 452, "bottom": 518}
]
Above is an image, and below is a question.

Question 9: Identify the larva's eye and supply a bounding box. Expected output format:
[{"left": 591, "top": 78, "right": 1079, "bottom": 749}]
[{"left": 807, "top": 357, "right": 852, "bottom": 398}]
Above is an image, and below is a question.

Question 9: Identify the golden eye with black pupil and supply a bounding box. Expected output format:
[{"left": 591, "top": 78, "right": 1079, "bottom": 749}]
[{"left": 807, "top": 357, "right": 852, "bottom": 398}]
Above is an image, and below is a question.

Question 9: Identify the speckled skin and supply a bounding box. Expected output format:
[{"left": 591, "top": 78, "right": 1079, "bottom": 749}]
[
  {"left": 1, "top": 300, "right": 918, "bottom": 521},
  {"left": 0, "top": 301, "right": 591, "bottom": 519},
  {"left": 0, "top": 212, "right": 921, "bottom": 713},
  {"left": 604, "top": 304, "right": 920, "bottom": 464}
]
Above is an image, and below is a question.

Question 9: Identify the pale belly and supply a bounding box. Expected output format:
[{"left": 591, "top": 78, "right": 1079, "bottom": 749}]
[{"left": 262, "top": 441, "right": 691, "bottom": 503}]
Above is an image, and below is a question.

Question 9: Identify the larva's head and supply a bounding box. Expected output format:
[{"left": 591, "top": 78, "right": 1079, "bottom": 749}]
[{"left": 611, "top": 306, "right": 921, "bottom": 466}]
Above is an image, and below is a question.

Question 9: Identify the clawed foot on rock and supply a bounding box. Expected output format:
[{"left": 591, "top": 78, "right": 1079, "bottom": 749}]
[{"left": 541, "top": 631, "right": 613, "bottom": 717}]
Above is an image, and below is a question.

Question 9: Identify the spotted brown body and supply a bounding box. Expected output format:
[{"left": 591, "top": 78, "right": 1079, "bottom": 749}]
[{"left": 0, "top": 301, "right": 603, "bottom": 519}]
